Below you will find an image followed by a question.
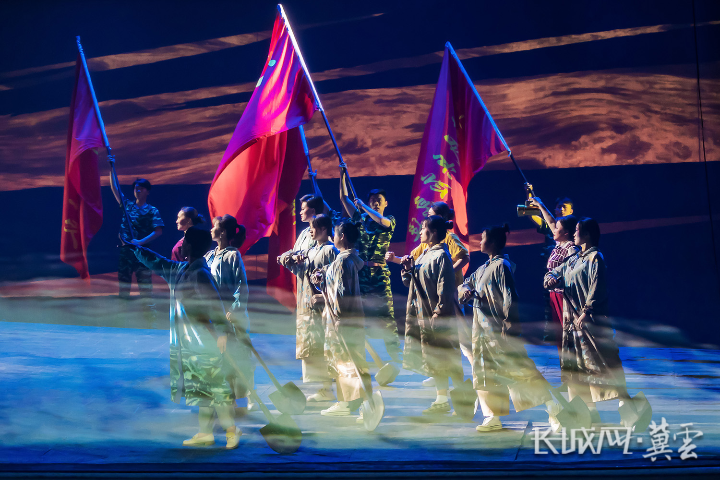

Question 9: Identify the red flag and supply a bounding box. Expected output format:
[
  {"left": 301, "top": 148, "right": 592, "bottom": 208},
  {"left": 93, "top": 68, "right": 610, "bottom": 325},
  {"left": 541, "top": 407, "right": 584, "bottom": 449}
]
[
  {"left": 208, "top": 11, "right": 317, "bottom": 309},
  {"left": 406, "top": 43, "right": 507, "bottom": 254},
  {"left": 60, "top": 56, "right": 104, "bottom": 280}
]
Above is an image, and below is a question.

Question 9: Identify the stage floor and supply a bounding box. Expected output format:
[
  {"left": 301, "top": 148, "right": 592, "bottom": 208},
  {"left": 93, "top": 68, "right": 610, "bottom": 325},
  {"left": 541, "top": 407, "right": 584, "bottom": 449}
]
[{"left": 1, "top": 316, "right": 719, "bottom": 477}]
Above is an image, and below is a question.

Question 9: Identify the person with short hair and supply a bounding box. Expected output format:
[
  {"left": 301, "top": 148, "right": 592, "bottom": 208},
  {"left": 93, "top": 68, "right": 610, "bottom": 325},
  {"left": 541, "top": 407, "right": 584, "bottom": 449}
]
[
  {"left": 280, "top": 214, "right": 339, "bottom": 401},
  {"left": 401, "top": 216, "right": 464, "bottom": 415},
  {"left": 339, "top": 171, "right": 401, "bottom": 364},
  {"left": 125, "top": 227, "right": 241, "bottom": 449},
  {"left": 110, "top": 177, "right": 164, "bottom": 300},
  {"left": 172, "top": 207, "right": 205, "bottom": 262},
  {"left": 311, "top": 220, "right": 369, "bottom": 420},
  {"left": 459, "top": 224, "right": 554, "bottom": 432}
]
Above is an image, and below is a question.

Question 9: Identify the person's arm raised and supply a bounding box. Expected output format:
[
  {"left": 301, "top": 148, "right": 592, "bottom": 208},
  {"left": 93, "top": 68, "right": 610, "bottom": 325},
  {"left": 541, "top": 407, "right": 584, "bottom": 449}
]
[
  {"left": 354, "top": 199, "right": 392, "bottom": 228},
  {"left": 339, "top": 169, "right": 357, "bottom": 218},
  {"left": 530, "top": 197, "right": 558, "bottom": 235},
  {"left": 108, "top": 158, "right": 123, "bottom": 205}
]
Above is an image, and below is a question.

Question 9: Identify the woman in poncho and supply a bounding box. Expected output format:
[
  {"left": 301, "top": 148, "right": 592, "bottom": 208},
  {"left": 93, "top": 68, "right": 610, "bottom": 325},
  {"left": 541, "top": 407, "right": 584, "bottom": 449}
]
[
  {"left": 460, "top": 224, "right": 553, "bottom": 433},
  {"left": 401, "top": 215, "right": 464, "bottom": 415},
  {"left": 387, "top": 202, "right": 470, "bottom": 388},
  {"left": 281, "top": 214, "right": 339, "bottom": 401},
  {"left": 204, "top": 214, "right": 254, "bottom": 411},
  {"left": 311, "top": 220, "right": 369, "bottom": 419},
  {"left": 544, "top": 217, "right": 639, "bottom": 427},
  {"left": 129, "top": 227, "right": 241, "bottom": 448}
]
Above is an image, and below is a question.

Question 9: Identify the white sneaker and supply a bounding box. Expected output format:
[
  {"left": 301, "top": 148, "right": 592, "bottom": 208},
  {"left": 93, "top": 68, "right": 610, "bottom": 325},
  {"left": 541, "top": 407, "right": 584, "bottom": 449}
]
[
  {"left": 308, "top": 388, "right": 336, "bottom": 402},
  {"left": 182, "top": 432, "right": 215, "bottom": 446},
  {"left": 321, "top": 402, "right": 351, "bottom": 416},
  {"left": 225, "top": 427, "right": 241, "bottom": 449},
  {"left": 422, "top": 377, "right": 436, "bottom": 387},
  {"left": 547, "top": 402, "right": 562, "bottom": 432},
  {"left": 356, "top": 405, "right": 364, "bottom": 424},
  {"left": 475, "top": 416, "right": 502, "bottom": 432}
]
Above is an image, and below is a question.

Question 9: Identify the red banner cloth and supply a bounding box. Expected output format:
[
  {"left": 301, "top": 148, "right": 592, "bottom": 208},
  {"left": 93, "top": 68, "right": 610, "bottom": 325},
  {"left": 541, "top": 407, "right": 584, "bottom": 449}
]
[
  {"left": 405, "top": 43, "right": 507, "bottom": 254},
  {"left": 60, "top": 56, "right": 104, "bottom": 280},
  {"left": 207, "top": 12, "right": 316, "bottom": 309}
]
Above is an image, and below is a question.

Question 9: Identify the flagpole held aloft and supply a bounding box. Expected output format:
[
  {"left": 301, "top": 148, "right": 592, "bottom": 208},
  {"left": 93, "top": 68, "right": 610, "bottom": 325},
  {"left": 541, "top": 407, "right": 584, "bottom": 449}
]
[
  {"left": 76, "top": 36, "right": 136, "bottom": 240},
  {"left": 277, "top": 4, "right": 359, "bottom": 200},
  {"left": 76, "top": 38, "right": 110, "bottom": 150},
  {"left": 445, "top": 42, "right": 530, "bottom": 187},
  {"left": 298, "top": 125, "right": 321, "bottom": 197}
]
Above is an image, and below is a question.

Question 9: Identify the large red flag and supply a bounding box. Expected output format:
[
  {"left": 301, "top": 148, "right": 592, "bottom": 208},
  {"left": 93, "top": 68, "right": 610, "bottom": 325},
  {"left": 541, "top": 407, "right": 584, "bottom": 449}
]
[
  {"left": 60, "top": 56, "right": 104, "bottom": 279},
  {"left": 208, "top": 11, "right": 317, "bottom": 309},
  {"left": 406, "top": 42, "right": 507, "bottom": 253}
]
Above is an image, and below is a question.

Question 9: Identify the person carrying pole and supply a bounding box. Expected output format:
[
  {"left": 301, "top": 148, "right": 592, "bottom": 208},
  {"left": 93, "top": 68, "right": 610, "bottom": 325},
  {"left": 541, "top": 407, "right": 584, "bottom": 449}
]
[{"left": 310, "top": 219, "right": 369, "bottom": 421}]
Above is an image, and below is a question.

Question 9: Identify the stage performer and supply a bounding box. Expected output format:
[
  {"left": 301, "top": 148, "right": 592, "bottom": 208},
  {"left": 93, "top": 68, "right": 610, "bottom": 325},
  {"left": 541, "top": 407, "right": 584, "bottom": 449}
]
[
  {"left": 111, "top": 178, "right": 164, "bottom": 301},
  {"left": 401, "top": 216, "right": 464, "bottom": 415},
  {"left": 205, "top": 214, "right": 256, "bottom": 412},
  {"left": 387, "top": 202, "right": 470, "bottom": 387},
  {"left": 544, "top": 218, "right": 639, "bottom": 426},
  {"left": 530, "top": 199, "right": 580, "bottom": 355},
  {"left": 386, "top": 202, "right": 469, "bottom": 287},
  {"left": 172, "top": 207, "right": 205, "bottom": 261},
  {"left": 311, "top": 220, "right": 369, "bottom": 420},
  {"left": 125, "top": 227, "right": 242, "bottom": 449},
  {"left": 280, "top": 214, "right": 339, "bottom": 402},
  {"left": 339, "top": 170, "right": 401, "bottom": 364},
  {"left": 460, "top": 224, "right": 554, "bottom": 433}
]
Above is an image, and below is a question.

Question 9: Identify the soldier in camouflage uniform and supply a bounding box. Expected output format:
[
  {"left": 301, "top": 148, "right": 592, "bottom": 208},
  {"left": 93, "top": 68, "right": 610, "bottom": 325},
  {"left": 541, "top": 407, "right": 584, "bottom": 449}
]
[
  {"left": 340, "top": 172, "right": 401, "bottom": 363},
  {"left": 110, "top": 177, "right": 164, "bottom": 302}
]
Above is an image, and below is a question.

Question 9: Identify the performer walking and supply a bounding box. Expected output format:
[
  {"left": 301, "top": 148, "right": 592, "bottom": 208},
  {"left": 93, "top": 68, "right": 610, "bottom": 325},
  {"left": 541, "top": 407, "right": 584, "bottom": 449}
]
[
  {"left": 387, "top": 202, "right": 470, "bottom": 387},
  {"left": 459, "top": 224, "right": 554, "bottom": 432},
  {"left": 126, "top": 227, "right": 242, "bottom": 449},
  {"left": 278, "top": 195, "right": 331, "bottom": 395},
  {"left": 339, "top": 171, "right": 401, "bottom": 364},
  {"left": 311, "top": 220, "right": 369, "bottom": 420},
  {"left": 531, "top": 199, "right": 580, "bottom": 356},
  {"left": 111, "top": 178, "right": 164, "bottom": 302},
  {"left": 280, "top": 214, "right": 339, "bottom": 402},
  {"left": 544, "top": 218, "right": 638, "bottom": 426},
  {"left": 401, "top": 216, "right": 464, "bottom": 415},
  {"left": 172, "top": 207, "right": 205, "bottom": 261},
  {"left": 205, "top": 214, "right": 256, "bottom": 411},
  {"left": 530, "top": 197, "right": 579, "bottom": 355}
]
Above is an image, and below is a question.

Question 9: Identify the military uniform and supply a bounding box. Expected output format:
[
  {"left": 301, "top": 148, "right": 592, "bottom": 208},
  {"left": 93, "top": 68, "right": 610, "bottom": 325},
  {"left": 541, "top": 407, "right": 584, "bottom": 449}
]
[
  {"left": 118, "top": 198, "right": 164, "bottom": 299},
  {"left": 352, "top": 210, "right": 400, "bottom": 362}
]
